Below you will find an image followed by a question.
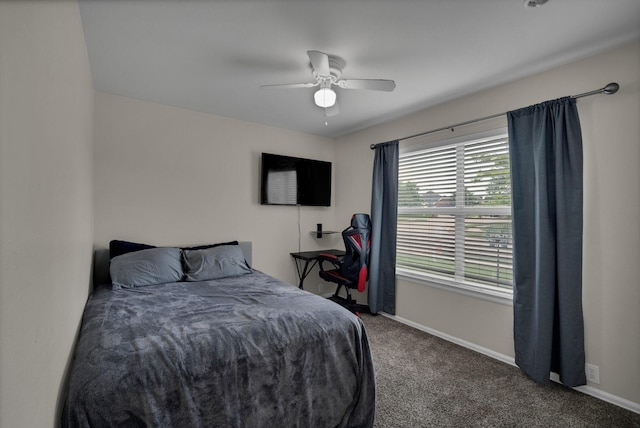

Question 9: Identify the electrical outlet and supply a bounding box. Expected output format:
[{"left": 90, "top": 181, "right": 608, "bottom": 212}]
[{"left": 586, "top": 363, "right": 600, "bottom": 384}]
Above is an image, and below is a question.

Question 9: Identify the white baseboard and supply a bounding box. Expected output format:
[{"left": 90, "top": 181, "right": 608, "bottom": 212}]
[{"left": 380, "top": 313, "right": 640, "bottom": 415}]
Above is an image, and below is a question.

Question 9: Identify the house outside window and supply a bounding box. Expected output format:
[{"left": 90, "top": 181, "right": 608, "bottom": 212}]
[{"left": 396, "top": 129, "right": 513, "bottom": 300}]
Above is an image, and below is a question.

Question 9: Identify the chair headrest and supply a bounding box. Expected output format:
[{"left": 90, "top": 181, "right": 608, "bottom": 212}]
[{"left": 351, "top": 213, "right": 372, "bottom": 230}]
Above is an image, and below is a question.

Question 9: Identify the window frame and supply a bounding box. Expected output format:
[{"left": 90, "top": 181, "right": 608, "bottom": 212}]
[{"left": 396, "top": 128, "right": 513, "bottom": 305}]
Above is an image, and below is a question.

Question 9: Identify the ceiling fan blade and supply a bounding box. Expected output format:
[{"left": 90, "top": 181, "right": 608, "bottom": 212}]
[
  {"left": 325, "top": 101, "right": 340, "bottom": 117},
  {"left": 338, "top": 79, "right": 396, "bottom": 91},
  {"left": 260, "top": 82, "right": 317, "bottom": 89},
  {"left": 307, "top": 50, "right": 330, "bottom": 76}
]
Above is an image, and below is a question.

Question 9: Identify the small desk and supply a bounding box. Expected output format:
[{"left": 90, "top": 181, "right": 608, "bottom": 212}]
[{"left": 290, "top": 249, "right": 345, "bottom": 289}]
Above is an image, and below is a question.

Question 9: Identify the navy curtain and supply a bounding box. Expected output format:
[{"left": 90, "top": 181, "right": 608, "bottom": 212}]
[
  {"left": 507, "top": 97, "right": 586, "bottom": 387},
  {"left": 369, "top": 140, "right": 399, "bottom": 314}
]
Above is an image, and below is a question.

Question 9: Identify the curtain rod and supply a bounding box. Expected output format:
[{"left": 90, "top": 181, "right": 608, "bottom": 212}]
[{"left": 370, "top": 82, "right": 619, "bottom": 149}]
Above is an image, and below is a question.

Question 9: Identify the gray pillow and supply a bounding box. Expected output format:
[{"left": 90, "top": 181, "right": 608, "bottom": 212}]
[
  {"left": 184, "top": 245, "right": 251, "bottom": 281},
  {"left": 110, "top": 247, "right": 184, "bottom": 289}
]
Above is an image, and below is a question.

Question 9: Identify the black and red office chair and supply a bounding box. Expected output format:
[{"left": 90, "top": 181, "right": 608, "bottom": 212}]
[{"left": 318, "top": 213, "right": 372, "bottom": 314}]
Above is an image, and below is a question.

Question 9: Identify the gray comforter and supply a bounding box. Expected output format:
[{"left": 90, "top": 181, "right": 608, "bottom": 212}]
[{"left": 63, "top": 270, "right": 375, "bottom": 427}]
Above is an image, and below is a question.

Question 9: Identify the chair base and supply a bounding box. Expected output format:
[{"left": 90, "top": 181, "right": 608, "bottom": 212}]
[{"left": 328, "top": 294, "right": 371, "bottom": 315}]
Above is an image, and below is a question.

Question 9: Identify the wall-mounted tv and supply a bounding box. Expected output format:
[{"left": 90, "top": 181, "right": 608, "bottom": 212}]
[{"left": 260, "top": 153, "right": 331, "bottom": 206}]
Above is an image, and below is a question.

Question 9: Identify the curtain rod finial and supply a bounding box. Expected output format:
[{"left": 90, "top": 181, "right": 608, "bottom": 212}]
[
  {"left": 370, "top": 144, "right": 376, "bottom": 150},
  {"left": 604, "top": 82, "right": 619, "bottom": 95}
]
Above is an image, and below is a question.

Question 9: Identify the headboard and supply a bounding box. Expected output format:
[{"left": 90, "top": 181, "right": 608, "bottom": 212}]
[{"left": 93, "top": 241, "right": 253, "bottom": 286}]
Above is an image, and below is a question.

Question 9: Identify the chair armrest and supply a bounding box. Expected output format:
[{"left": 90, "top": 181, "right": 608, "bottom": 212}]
[
  {"left": 317, "top": 254, "right": 341, "bottom": 271},
  {"left": 318, "top": 253, "right": 339, "bottom": 260}
]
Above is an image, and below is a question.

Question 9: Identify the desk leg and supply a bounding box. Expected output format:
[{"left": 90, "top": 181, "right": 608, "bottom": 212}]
[
  {"left": 297, "top": 260, "right": 309, "bottom": 289},
  {"left": 294, "top": 259, "right": 319, "bottom": 289}
]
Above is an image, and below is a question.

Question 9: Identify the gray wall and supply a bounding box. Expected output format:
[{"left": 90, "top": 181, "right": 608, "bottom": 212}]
[{"left": 0, "top": 2, "right": 94, "bottom": 427}]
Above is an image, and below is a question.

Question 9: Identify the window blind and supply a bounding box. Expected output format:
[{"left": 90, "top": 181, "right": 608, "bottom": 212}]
[{"left": 397, "top": 132, "right": 513, "bottom": 291}]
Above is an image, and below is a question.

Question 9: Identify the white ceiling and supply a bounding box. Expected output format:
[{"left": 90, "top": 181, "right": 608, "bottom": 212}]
[{"left": 78, "top": 0, "right": 640, "bottom": 138}]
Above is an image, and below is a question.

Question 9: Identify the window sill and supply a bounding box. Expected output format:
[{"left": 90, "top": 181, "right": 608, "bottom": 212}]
[{"left": 396, "top": 269, "right": 513, "bottom": 306}]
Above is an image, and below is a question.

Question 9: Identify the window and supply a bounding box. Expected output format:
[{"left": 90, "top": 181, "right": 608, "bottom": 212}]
[{"left": 396, "top": 129, "right": 513, "bottom": 298}]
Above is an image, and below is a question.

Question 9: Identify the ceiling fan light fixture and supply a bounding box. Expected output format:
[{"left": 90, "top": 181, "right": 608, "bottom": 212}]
[{"left": 314, "top": 87, "right": 336, "bottom": 108}]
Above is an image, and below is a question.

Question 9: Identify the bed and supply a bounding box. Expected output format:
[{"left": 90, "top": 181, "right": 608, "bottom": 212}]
[{"left": 62, "top": 241, "right": 375, "bottom": 427}]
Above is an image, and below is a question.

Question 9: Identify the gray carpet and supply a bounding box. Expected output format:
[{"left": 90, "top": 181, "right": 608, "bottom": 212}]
[{"left": 360, "top": 313, "right": 640, "bottom": 427}]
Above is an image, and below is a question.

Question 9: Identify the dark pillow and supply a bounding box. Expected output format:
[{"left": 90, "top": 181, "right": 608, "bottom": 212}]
[
  {"left": 180, "top": 240, "right": 239, "bottom": 251},
  {"left": 109, "top": 240, "right": 156, "bottom": 259},
  {"left": 183, "top": 245, "right": 251, "bottom": 282},
  {"left": 110, "top": 247, "right": 184, "bottom": 290}
]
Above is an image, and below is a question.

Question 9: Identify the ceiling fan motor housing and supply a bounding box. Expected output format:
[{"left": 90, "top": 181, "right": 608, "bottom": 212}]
[{"left": 313, "top": 55, "right": 345, "bottom": 83}]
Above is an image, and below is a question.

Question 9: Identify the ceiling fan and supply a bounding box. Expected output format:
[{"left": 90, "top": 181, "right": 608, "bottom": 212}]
[{"left": 260, "top": 50, "right": 396, "bottom": 117}]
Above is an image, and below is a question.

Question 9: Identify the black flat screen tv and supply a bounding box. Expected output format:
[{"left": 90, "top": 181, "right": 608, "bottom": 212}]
[{"left": 260, "top": 153, "right": 331, "bottom": 206}]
